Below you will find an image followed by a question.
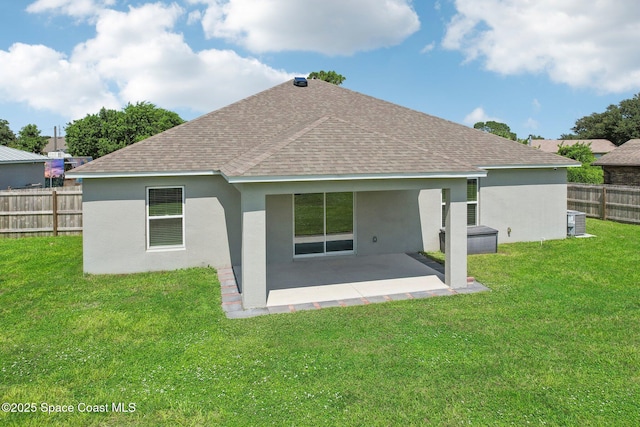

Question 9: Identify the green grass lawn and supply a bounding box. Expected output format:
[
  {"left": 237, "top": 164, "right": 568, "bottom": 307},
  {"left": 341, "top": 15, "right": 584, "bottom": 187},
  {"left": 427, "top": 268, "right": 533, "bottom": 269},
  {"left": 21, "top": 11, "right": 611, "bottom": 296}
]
[{"left": 1, "top": 218, "right": 639, "bottom": 426}]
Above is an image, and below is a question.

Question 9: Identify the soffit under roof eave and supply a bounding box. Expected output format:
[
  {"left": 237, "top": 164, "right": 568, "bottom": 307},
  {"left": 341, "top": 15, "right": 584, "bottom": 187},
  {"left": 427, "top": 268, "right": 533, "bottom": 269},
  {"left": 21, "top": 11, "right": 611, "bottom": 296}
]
[
  {"left": 224, "top": 170, "right": 487, "bottom": 184},
  {"left": 478, "top": 163, "right": 581, "bottom": 170},
  {"left": 0, "top": 159, "right": 49, "bottom": 164},
  {"left": 66, "top": 170, "right": 220, "bottom": 179},
  {"left": 593, "top": 162, "right": 640, "bottom": 167}
]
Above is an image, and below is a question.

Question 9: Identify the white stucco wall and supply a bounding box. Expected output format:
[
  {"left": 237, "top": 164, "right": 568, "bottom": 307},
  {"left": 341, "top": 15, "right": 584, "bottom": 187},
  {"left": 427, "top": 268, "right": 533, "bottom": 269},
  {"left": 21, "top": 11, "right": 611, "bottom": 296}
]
[
  {"left": 82, "top": 175, "right": 240, "bottom": 274},
  {"left": 418, "top": 189, "right": 443, "bottom": 251},
  {"left": 413, "top": 169, "right": 568, "bottom": 247},
  {"left": 356, "top": 190, "right": 425, "bottom": 256},
  {"left": 478, "top": 168, "right": 568, "bottom": 243},
  {"left": 266, "top": 194, "right": 293, "bottom": 264},
  {"left": 81, "top": 169, "right": 567, "bottom": 276},
  {"left": 264, "top": 190, "right": 441, "bottom": 263}
]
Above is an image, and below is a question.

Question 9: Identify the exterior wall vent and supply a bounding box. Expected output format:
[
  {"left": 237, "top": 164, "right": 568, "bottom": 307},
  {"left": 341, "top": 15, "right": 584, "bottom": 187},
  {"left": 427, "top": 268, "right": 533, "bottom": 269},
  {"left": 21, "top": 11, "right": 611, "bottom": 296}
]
[{"left": 293, "top": 77, "right": 308, "bottom": 87}]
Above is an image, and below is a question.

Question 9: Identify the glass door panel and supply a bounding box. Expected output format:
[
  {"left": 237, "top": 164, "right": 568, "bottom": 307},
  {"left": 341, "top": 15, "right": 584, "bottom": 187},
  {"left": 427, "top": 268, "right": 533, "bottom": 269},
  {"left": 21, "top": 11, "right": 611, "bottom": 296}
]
[
  {"left": 294, "top": 193, "right": 325, "bottom": 255},
  {"left": 325, "top": 192, "right": 354, "bottom": 253}
]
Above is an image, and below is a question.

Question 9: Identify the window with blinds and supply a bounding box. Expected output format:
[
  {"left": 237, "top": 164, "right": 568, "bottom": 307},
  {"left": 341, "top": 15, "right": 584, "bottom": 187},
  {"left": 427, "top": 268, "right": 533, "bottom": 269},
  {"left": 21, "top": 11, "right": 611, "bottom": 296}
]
[
  {"left": 441, "top": 179, "right": 478, "bottom": 227},
  {"left": 147, "top": 187, "right": 184, "bottom": 248}
]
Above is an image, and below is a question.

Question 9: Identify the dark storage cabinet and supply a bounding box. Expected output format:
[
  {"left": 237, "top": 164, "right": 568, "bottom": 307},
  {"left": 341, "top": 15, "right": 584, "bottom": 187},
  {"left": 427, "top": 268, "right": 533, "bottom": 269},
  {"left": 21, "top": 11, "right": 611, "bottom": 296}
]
[{"left": 439, "top": 225, "right": 499, "bottom": 254}]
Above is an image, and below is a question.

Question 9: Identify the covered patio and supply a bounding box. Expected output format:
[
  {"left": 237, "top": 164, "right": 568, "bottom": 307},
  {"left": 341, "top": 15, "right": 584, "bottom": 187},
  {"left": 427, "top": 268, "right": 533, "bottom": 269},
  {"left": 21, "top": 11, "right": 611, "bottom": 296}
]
[
  {"left": 233, "top": 176, "right": 480, "bottom": 309},
  {"left": 222, "top": 253, "right": 489, "bottom": 318}
]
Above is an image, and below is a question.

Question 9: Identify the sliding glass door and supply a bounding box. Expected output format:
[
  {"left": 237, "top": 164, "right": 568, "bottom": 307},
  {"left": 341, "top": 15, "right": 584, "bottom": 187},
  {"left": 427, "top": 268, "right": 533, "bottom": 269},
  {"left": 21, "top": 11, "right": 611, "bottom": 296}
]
[
  {"left": 294, "top": 192, "right": 354, "bottom": 257},
  {"left": 325, "top": 192, "right": 354, "bottom": 253},
  {"left": 294, "top": 193, "right": 325, "bottom": 255}
]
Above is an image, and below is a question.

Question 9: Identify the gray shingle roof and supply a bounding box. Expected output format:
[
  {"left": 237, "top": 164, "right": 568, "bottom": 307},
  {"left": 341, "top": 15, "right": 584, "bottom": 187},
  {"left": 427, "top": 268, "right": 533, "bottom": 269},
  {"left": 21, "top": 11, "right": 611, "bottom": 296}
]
[
  {"left": 532, "top": 139, "right": 617, "bottom": 155},
  {"left": 593, "top": 139, "right": 640, "bottom": 166},
  {"left": 69, "top": 79, "right": 578, "bottom": 179},
  {"left": 0, "top": 145, "right": 49, "bottom": 163}
]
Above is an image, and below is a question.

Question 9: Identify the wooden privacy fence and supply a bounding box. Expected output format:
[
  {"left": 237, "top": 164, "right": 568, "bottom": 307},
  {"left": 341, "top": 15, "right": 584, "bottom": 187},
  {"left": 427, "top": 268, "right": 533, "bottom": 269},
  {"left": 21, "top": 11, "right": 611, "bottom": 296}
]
[
  {"left": 568, "top": 183, "right": 640, "bottom": 225},
  {"left": 0, "top": 187, "right": 83, "bottom": 238}
]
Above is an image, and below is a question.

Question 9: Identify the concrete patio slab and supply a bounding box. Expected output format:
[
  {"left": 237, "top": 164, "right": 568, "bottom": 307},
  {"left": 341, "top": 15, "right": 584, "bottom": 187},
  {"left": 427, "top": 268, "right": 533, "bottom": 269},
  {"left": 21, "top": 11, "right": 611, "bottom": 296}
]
[
  {"left": 267, "top": 282, "right": 362, "bottom": 306},
  {"left": 351, "top": 275, "right": 447, "bottom": 297},
  {"left": 224, "top": 253, "right": 490, "bottom": 318}
]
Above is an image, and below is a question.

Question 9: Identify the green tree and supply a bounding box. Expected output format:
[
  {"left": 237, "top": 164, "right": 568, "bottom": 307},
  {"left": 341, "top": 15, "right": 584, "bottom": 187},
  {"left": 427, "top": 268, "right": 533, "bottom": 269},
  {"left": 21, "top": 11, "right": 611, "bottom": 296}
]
[
  {"left": 474, "top": 121, "right": 517, "bottom": 141},
  {"left": 566, "top": 93, "right": 640, "bottom": 146},
  {"left": 557, "top": 142, "right": 603, "bottom": 184},
  {"left": 13, "top": 124, "right": 47, "bottom": 154},
  {"left": 0, "top": 119, "right": 17, "bottom": 146},
  {"left": 307, "top": 70, "right": 346, "bottom": 85},
  {"left": 66, "top": 102, "right": 184, "bottom": 158},
  {"left": 559, "top": 133, "right": 580, "bottom": 140}
]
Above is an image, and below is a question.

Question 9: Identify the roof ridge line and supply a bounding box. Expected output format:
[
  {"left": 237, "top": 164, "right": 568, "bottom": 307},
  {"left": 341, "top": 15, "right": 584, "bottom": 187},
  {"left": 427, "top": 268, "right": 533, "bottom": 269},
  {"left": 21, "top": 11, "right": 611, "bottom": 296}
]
[{"left": 222, "top": 116, "right": 331, "bottom": 176}]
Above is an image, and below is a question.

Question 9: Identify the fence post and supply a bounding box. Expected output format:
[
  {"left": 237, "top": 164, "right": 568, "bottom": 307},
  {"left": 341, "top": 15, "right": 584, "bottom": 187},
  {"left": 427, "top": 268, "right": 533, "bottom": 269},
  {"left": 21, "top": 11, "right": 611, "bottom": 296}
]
[
  {"left": 601, "top": 186, "right": 607, "bottom": 221},
  {"left": 52, "top": 189, "right": 58, "bottom": 236}
]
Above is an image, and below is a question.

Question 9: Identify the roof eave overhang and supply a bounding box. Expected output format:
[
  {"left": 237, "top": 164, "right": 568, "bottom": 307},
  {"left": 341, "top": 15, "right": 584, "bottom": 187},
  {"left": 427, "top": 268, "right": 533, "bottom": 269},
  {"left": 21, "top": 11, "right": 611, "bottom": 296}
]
[
  {"left": 224, "top": 170, "right": 487, "bottom": 184},
  {"left": 479, "top": 163, "right": 581, "bottom": 170},
  {"left": 1, "top": 160, "right": 49, "bottom": 164},
  {"left": 66, "top": 170, "right": 220, "bottom": 179},
  {"left": 592, "top": 162, "right": 637, "bottom": 167}
]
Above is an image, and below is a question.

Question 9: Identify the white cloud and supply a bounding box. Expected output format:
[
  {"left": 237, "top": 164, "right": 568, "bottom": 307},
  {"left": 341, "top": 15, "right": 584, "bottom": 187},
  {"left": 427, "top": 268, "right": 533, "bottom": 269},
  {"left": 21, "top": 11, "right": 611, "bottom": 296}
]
[
  {"left": 27, "top": 0, "right": 115, "bottom": 17},
  {"left": 421, "top": 42, "right": 435, "bottom": 54},
  {"left": 463, "top": 107, "right": 500, "bottom": 126},
  {"left": 532, "top": 98, "right": 541, "bottom": 111},
  {"left": 524, "top": 117, "right": 539, "bottom": 130},
  {"left": 192, "top": 0, "right": 420, "bottom": 55},
  {"left": 74, "top": 3, "right": 293, "bottom": 112},
  {"left": 187, "top": 9, "right": 202, "bottom": 25},
  {"left": 1, "top": 2, "right": 294, "bottom": 120},
  {"left": 0, "top": 43, "right": 120, "bottom": 118},
  {"left": 443, "top": 0, "right": 640, "bottom": 93}
]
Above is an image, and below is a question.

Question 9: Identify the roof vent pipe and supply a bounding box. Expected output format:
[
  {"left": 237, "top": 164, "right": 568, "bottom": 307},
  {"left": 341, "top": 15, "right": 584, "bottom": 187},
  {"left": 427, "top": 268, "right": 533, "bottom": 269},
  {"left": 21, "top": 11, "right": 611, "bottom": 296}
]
[{"left": 293, "top": 77, "right": 308, "bottom": 87}]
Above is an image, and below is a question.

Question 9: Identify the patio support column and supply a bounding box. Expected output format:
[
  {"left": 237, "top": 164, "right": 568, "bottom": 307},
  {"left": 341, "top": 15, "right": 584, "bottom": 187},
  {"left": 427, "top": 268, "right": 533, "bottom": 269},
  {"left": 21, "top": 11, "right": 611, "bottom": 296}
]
[
  {"left": 444, "top": 180, "right": 468, "bottom": 288},
  {"left": 240, "top": 187, "right": 267, "bottom": 308}
]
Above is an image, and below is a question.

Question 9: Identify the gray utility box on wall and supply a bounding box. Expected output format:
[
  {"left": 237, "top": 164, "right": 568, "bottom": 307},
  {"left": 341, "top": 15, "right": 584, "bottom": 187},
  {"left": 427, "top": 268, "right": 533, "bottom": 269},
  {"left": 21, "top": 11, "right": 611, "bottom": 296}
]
[
  {"left": 439, "top": 225, "right": 499, "bottom": 254},
  {"left": 567, "top": 210, "right": 586, "bottom": 236}
]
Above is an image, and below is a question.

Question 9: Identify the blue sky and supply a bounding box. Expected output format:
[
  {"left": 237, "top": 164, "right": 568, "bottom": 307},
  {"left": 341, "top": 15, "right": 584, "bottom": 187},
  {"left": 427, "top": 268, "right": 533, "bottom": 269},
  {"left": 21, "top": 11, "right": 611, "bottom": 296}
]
[{"left": 1, "top": 0, "right": 639, "bottom": 141}]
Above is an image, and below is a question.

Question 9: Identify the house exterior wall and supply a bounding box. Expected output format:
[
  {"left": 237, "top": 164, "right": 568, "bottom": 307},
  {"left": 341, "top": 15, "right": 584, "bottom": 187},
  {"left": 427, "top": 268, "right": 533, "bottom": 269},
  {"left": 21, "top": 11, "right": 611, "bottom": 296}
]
[
  {"left": 266, "top": 194, "right": 293, "bottom": 263},
  {"left": 264, "top": 189, "right": 441, "bottom": 264},
  {"left": 418, "top": 189, "right": 443, "bottom": 251},
  {"left": 602, "top": 166, "right": 640, "bottom": 186},
  {"left": 356, "top": 190, "right": 425, "bottom": 256},
  {"left": 82, "top": 175, "right": 241, "bottom": 274},
  {"left": 478, "top": 168, "right": 568, "bottom": 243},
  {"left": 81, "top": 170, "right": 568, "bottom": 276},
  {"left": 0, "top": 163, "right": 45, "bottom": 189}
]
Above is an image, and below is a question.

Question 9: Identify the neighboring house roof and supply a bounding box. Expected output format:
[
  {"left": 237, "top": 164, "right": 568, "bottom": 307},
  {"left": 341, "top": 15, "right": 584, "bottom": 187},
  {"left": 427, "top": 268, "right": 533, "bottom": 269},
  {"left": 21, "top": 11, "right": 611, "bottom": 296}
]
[
  {"left": 44, "top": 136, "right": 67, "bottom": 153},
  {"left": 69, "top": 79, "right": 579, "bottom": 181},
  {"left": 593, "top": 139, "right": 640, "bottom": 166},
  {"left": 0, "top": 145, "right": 49, "bottom": 164},
  {"left": 532, "top": 139, "right": 617, "bottom": 155}
]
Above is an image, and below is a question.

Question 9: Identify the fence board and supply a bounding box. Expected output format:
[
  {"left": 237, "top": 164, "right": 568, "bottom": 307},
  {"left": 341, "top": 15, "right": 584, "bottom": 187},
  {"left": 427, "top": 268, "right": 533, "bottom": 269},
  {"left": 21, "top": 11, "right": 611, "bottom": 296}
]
[
  {"left": 0, "top": 187, "right": 83, "bottom": 237},
  {"left": 568, "top": 183, "right": 640, "bottom": 225}
]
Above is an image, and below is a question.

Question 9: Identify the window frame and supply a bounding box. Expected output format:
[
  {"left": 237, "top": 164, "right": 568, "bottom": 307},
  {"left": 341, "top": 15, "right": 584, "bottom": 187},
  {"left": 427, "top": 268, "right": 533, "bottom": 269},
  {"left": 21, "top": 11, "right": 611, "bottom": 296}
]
[
  {"left": 441, "top": 179, "right": 479, "bottom": 227},
  {"left": 292, "top": 192, "right": 356, "bottom": 258},
  {"left": 146, "top": 186, "right": 185, "bottom": 251}
]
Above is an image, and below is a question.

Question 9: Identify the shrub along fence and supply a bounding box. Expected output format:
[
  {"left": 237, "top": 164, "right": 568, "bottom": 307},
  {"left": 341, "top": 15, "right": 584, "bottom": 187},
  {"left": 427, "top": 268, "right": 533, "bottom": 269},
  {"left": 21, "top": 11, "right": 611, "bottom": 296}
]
[
  {"left": 0, "top": 186, "right": 83, "bottom": 238},
  {"left": 568, "top": 183, "right": 640, "bottom": 225}
]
